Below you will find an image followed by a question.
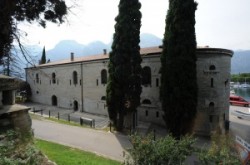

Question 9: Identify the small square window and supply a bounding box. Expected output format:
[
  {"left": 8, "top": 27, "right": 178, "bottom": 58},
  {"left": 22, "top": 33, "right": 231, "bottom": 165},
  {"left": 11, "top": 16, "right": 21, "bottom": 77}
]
[{"left": 156, "top": 111, "right": 159, "bottom": 118}]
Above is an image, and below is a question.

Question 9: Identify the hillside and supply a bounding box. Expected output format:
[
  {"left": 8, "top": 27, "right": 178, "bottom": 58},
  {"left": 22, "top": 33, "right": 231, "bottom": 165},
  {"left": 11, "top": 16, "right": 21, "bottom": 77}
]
[
  {"left": 231, "top": 50, "right": 250, "bottom": 74},
  {"left": 8, "top": 33, "right": 250, "bottom": 75}
]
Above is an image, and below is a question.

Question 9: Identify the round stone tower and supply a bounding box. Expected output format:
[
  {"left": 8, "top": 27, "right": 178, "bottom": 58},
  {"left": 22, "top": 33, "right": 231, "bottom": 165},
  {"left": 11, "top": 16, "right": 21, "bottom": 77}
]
[{"left": 193, "top": 48, "right": 233, "bottom": 136}]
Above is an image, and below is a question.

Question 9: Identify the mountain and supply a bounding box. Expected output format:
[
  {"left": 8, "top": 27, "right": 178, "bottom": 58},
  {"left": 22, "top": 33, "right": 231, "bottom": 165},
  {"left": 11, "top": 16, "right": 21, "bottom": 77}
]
[
  {"left": 46, "top": 40, "right": 110, "bottom": 61},
  {"left": 45, "top": 33, "right": 162, "bottom": 61},
  {"left": 20, "top": 34, "right": 250, "bottom": 75},
  {"left": 231, "top": 50, "right": 250, "bottom": 74},
  {"left": 140, "top": 33, "right": 162, "bottom": 48}
]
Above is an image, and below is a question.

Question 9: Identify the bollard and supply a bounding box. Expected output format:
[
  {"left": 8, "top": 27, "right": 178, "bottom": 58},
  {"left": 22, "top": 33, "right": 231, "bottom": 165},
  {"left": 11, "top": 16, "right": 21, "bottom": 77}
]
[
  {"left": 68, "top": 114, "right": 70, "bottom": 122},
  {"left": 49, "top": 110, "right": 50, "bottom": 118},
  {"left": 92, "top": 119, "right": 95, "bottom": 128},
  {"left": 153, "top": 129, "right": 156, "bottom": 141},
  {"left": 57, "top": 112, "right": 60, "bottom": 120},
  {"left": 33, "top": 107, "right": 35, "bottom": 113},
  {"left": 80, "top": 117, "right": 83, "bottom": 126}
]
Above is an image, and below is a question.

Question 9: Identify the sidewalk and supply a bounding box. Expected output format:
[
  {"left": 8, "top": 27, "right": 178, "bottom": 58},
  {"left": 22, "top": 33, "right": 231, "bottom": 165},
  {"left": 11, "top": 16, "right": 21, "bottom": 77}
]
[{"left": 23, "top": 102, "right": 109, "bottom": 129}]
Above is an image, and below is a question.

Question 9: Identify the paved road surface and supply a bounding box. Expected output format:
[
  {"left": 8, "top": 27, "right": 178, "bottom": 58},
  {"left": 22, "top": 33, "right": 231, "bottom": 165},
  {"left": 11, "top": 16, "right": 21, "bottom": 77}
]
[
  {"left": 31, "top": 105, "right": 250, "bottom": 163},
  {"left": 32, "top": 119, "right": 132, "bottom": 162},
  {"left": 230, "top": 105, "right": 250, "bottom": 144}
]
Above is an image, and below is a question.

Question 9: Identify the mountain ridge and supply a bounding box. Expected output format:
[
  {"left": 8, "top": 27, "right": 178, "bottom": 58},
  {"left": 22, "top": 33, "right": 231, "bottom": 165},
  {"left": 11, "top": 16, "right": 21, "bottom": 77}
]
[{"left": 20, "top": 33, "right": 250, "bottom": 74}]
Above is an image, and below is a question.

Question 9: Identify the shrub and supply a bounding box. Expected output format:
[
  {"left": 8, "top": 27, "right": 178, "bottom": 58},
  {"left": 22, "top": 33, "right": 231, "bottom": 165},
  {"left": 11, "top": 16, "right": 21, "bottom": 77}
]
[{"left": 125, "top": 133, "right": 196, "bottom": 165}]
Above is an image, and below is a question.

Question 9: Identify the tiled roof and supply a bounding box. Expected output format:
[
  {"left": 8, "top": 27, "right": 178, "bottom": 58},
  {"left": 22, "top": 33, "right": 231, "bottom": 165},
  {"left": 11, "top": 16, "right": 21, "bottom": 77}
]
[
  {"left": 35, "top": 46, "right": 163, "bottom": 68},
  {"left": 32, "top": 46, "right": 231, "bottom": 68}
]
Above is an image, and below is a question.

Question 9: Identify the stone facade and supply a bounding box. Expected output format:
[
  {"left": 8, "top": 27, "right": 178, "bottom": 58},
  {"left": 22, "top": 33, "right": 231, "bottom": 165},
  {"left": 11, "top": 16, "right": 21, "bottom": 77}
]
[
  {"left": 194, "top": 48, "right": 233, "bottom": 136},
  {"left": 0, "top": 75, "right": 31, "bottom": 133},
  {"left": 25, "top": 47, "right": 233, "bottom": 136}
]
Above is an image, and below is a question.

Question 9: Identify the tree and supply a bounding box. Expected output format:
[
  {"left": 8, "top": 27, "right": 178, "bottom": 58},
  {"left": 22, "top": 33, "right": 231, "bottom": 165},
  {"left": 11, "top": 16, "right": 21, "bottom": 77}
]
[
  {"left": 106, "top": 0, "right": 142, "bottom": 131},
  {"left": 0, "top": 51, "right": 24, "bottom": 78},
  {"left": 161, "top": 0, "right": 198, "bottom": 138},
  {"left": 40, "top": 46, "right": 46, "bottom": 64},
  {"left": 0, "top": 0, "right": 67, "bottom": 62}
]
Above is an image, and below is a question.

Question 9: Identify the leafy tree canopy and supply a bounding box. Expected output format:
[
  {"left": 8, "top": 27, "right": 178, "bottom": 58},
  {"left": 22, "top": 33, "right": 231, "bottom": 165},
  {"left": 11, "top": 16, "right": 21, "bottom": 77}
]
[{"left": 0, "top": 0, "right": 67, "bottom": 62}]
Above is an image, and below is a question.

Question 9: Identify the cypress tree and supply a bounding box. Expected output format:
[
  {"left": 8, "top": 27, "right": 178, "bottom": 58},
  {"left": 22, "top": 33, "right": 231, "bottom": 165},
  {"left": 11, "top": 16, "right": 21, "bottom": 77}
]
[
  {"left": 40, "top": 46, "right": 46, "bottom": 64},
  {"left": 107, "top": 0, "right": 142, "bottom": 131},
  {"left": 161, "top": 0, "right": 198, "bottom": 138}
]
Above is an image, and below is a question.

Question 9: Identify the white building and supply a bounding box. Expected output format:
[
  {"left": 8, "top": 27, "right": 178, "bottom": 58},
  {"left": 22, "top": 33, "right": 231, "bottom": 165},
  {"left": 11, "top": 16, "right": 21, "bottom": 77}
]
[{"left": 25, "top": 46, "right": 233, "bottom": 136}]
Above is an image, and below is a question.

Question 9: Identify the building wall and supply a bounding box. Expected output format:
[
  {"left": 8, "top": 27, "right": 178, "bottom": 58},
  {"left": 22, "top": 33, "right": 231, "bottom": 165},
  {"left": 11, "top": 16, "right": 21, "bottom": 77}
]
[
  {"left": 81, "top": 60, "right": 109, "bottom": 115},
  {"left": 26, "top": 48, "right": 233, "bottom": 136},
  {"left": 138, "top": 56, "right": 164, "bottom": 125},
  {"left": 26, "top": 63, "right": 82, "bottom": 110},
  {"left": 194, "top": 48, "right": 232, "bottom": 136}
]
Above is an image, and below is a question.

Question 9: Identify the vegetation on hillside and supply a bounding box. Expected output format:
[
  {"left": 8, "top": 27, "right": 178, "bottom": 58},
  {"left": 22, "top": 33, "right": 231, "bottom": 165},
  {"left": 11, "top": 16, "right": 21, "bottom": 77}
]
[
  {"left": 107, "top": 0, "right": 142, "bottom": 131},
  {"left": 160, "top": 0, "right": 198, "bottom": 138},
  {"left": 0, "top": 130, "right": 53, "bottom": 165},
  {"left": 125, "top": 133, "right": 195, "bottom": 165},
  {"left": 198, "top": 134, "right": 241, "bottom": 165},
  {"left": 231, "top": 73, "right": 250, "bottom": 83},
  {"left": 125, "top": 133, "right": 241, "bottom": 165}
]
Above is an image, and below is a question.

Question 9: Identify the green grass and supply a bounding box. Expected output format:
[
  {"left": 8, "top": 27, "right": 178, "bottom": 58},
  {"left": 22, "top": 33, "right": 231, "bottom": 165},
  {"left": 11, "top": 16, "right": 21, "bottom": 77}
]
[{"left": 35, "top": 139, "right": 121, "bottom": 165}]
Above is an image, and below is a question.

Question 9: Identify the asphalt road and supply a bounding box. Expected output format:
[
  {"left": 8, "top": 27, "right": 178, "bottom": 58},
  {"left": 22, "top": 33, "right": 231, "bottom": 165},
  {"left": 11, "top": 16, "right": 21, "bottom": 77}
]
[
  {"left": 31, "top": 105, "right": 250, "bottom": 163},
  {"left": 230, "top": 105, "right": 250, "bottom": 144},
  {"left": 32, "top": 119, "right": 132, "bottom": 162}
]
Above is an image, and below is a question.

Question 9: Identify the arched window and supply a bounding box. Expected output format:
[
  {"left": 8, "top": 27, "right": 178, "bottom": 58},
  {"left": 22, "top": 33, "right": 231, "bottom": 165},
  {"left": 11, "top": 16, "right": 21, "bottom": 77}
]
[
  {"left": 142, "top": 99, "right": 151, "bottom": 105},
  {"left": 101, "top": 96, "right": 106, "bottom": 101},
  {"left": 52, "top": 72, "right": 56, "bottom": 84},
  {"left": 51, "top": 95, "right": 57, "bottom": 106},
  {"left": 209, "top": 65, "right": 216, "bottom": 70},
  {"left": 73, "top": 100, "right": 78, "bottom": 111},
  {"left": 101, "top": 69, "right": 107, "bottom": 84},
  {"left": 73, "top": 71, "right": 78, "bottom": 85},
  {"left": 209, "top": 102, "right": 214, "bottom": 107},
  {"left": 142, "top": 66, "right": 151, "bottom": 86},
  {"left": 209, "top": 102, "right": 214, "bottom": 113},
  {"left": 36, "top": 73, "right": 39, "bottom": 83}
]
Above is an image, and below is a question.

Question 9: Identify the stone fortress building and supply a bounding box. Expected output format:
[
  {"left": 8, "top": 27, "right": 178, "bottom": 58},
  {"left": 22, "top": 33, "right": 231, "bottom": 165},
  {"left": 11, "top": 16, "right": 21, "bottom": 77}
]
[{"left": 25, "top": 46, "right": 233, "bottom": 136}]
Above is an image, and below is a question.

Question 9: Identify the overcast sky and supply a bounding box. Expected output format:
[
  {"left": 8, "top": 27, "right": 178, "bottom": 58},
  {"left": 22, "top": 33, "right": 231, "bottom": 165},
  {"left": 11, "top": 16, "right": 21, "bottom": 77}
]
[{"left": 19, "top": 0, "right": 250, "bottom": 50}]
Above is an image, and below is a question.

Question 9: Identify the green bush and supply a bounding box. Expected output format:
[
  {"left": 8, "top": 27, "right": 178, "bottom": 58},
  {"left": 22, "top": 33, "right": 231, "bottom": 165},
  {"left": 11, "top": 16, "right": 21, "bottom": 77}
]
[
  {"left": 0, "top": 130, "right": 45, "bottom": 165},
  {"left": 197, "top": 134, "right": 241, "bottom": 165},
  {"left": 125, "top": 133, "right": 196, "bottom": 165}
]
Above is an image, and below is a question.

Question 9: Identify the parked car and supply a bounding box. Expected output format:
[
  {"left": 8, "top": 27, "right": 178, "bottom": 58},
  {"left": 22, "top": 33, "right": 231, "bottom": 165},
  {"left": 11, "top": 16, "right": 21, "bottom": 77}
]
[{"left": 230, "top": 95, "right": 250, "bottom": 107}]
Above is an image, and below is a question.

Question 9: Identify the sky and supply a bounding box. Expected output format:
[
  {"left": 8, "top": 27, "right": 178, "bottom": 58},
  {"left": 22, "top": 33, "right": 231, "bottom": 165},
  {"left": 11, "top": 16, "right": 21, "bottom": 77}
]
[{"left": 19, "top": 0, "right": 250, "bottom": 51}]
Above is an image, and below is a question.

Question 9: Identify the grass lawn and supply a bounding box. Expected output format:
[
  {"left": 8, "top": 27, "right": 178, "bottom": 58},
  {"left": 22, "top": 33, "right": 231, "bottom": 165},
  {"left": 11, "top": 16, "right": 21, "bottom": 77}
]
[{"left": 35, "top": 139, "right": 121, "bottom": 165}]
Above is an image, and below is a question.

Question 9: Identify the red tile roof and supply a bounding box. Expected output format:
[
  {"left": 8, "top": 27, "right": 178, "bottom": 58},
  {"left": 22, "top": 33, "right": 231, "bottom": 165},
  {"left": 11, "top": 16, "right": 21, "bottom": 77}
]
[{"left": 36, "top": 46, "right": 163, "bottom": 67}]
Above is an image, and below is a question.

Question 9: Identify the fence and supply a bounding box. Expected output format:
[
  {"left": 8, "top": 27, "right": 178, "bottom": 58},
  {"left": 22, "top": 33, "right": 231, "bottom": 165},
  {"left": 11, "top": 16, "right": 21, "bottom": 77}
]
[{"left": 32, "top": 107, "right": 95, "bottom": 128}]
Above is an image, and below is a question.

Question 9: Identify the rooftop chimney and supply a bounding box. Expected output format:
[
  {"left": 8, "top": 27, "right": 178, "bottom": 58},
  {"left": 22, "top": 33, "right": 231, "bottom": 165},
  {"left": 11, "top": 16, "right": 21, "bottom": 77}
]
[
  {"left": 103, "top": 49, "right": 107, "bottom": 55},
  {"left": 70, "top": 52, "right": 74, "bottom": 61}
]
